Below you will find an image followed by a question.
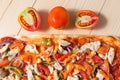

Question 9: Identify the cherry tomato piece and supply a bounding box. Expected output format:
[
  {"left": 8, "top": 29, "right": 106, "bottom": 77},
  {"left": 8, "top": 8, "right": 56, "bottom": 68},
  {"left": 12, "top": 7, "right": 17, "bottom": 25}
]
[
  {"left": 93, "top": 55, "right": 103, "bottom": 65},
  {"left": 18, "top": 7, "right": 41, "bottom": 31},
  {"left": 0, "top": 36, "right": 16, "bottom": 43},
  {"left": 75, "top": 10, "right": 99, "bottom": 29},
  {"left": 0, "top": 57, "right": 10, "bottom": 67},
  {"left": 21, "top": 77, "right": 27, "bottom": 80},
  {"left": 48, "top": 6, "right": 70, "bottom": 30},
  {"left": 37, "top": 63, "right": 50, "bottom": 76}
]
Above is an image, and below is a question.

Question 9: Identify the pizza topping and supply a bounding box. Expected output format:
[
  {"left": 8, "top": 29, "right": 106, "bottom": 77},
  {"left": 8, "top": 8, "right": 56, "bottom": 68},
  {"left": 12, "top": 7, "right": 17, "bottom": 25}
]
[
  {"left": 53, "top": 70, "right": 59, "bottom": 80},
  {"left": 0, "top": 43, "right": 9, "bottom": 53},
  {"left": 79, "top": 41, "right": 101, "bottom": 53},
  {"left": 107, "top": 47, "right": 115, "bottom": 65},
  {"left": 48, "top": 65, "right": 54, "bottom": 74},
  {"left": 58, "top": 39, "right": 71, "bottom": 47},
  {"left": 58, "top": 39, "right": 72, "bottom": 54},
  {"left": 34, "top": 75, "right": 41, "bottom": 80},
  {"left": 7, "top": 49, "right": 19, "bottom": 61},
  {"left": 98, "top": 47, "right": 115, "bottom": 65},
  {"left": 98, "top": 53, "right": 107, "bottom": 60},
  {"left": 72, "top": 47, "right": 80, "bottom": 54},
  {"left": 1, "top": 48, "right": 19, "bottom": 61},
  {"left": 37, "top": 63, "right": 50, "bottom": 76},
  {"left": 96, "top": 69, "right": 104, "bottom": 80},
  {"left": 0, "top": 68, "right": 7, "bottom": 79},
  {"left": 45, "top": 46, "right": 53, "bottom": 54},
  {"left": 0, "top": 35, "right": 119, "bottom": 80},
  {"left": 2, "top": 73, "right": 20, "bottom": 80},
  {"left": 5, "top": 66, "right": 22, "bottom": 76},
  {"left": 25, "top": 44, "right": 38, "bottom": 54},
  {"left": 25, "top": 64, "right": 40, "bottom": 80},
  {"left": 67, "top": 75, "right": 79, "bottom": 80},
  {"left": 33, "top": 64, "right": 41, "bottom": 75},
  {"left": 53, "top": 61, "right": 63, "bottom": 71},
  {"left": 58, "top": 45, "right": 68, "bottom": 54},
  {"left": 26, "top": 65, "right": 35, "bottom": 80},
  {"left": 41, "top": 38, "right": 52, "bottom": 45}
]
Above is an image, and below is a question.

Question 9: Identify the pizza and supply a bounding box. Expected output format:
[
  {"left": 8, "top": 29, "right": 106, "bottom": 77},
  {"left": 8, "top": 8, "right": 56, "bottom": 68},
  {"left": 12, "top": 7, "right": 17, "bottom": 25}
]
[{"left": 0, "top": 35, "right": 120, "bottom": 80}]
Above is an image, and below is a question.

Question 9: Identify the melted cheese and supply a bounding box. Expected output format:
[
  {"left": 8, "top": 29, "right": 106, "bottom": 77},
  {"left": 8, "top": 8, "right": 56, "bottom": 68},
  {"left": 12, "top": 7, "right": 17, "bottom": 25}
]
[
  {"left": 96, "top": 70, "right": 104, "bottom": 80},
  {"left": 58, "top": 39, "right": 71, "bottom": 54},
  {"left": 58, "top": 45, "right": 68, "bottom": 54},
  {"left": 26, "top": 65, "right": 34, "bottom": 80},
  {"left": 53, "top": 61, "right": 63, "bottom": 71},
  {"left": 53, "top": 70, "right": 59, "bottom": 80},
  {"left": 67, "top": 75, "right": 79, "bottom": 80},
  {"left": 98, "top": 47, "right": 115, "bottom": 65},
  {"left": 8, "top": 49, "right": 19, "bottom": 60},
  {"left": 107, "top": 47, "right": 115, "bottom": 65},
  {"left": 48, "top": 65, "right": 54, "bottom": 74},
  {"left": 33, "top": 64, "right": 40, "bottom": 75},
  {"left": 46, "top": 46, "right": 53, "bottom": 54},
  {"left": 25, "top": 44, "right": 38, "bottom": 54},
  {"left": 80, "top": 41, "right": 101, "bottom": 52},
  {"left": 58, "top": 39, "right": 71, "bottom": 47}
]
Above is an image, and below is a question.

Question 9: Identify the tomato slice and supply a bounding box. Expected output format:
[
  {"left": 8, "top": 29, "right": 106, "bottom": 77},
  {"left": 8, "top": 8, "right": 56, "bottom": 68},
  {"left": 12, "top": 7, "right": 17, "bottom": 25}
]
[
  {"left": 75, "top": 10, "right": 99, "bottom": 29},
  {"left": 18, "top": 7, "right": 41, "bottom": 31}
]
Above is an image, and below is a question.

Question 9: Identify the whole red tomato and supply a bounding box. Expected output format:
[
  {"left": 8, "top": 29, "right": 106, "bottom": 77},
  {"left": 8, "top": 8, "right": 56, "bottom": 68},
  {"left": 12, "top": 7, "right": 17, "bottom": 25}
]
[
  {"left": 48, "top": 6, "right": 70, "bottom": 30},
  {"left": 18, "top": 7, "right": 41, "bottom": 31},
  {"left": 75, "top": 10, "right": 99, "bottom": 29}
]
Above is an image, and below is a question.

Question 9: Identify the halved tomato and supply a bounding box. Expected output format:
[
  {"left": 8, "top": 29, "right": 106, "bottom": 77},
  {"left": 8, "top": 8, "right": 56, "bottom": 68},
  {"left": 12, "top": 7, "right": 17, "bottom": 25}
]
[
  {"left": 48, "top": 6, "right": 70, "bottom": 30},
  {"left": 75, "top": 10, "right": 99, "bottom": 29},
  {"left": 18, "top": 7, "right": 41, "bottom": 31}
]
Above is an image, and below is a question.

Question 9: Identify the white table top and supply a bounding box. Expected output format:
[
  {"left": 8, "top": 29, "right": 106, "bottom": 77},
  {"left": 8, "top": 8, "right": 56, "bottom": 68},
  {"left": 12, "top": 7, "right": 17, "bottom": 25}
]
[{"left": 0, "top": 0, "right": 120, "bottom": 37}]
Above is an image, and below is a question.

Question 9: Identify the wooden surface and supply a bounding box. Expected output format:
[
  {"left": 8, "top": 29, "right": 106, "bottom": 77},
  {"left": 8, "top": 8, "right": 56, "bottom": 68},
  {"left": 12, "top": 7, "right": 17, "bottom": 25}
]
[{"left": 0, "top": 0, "right": 120, "bottom": 37}]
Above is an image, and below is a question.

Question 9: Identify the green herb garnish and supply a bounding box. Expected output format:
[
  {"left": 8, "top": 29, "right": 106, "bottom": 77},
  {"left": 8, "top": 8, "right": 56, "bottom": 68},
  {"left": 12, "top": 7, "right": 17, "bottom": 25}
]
[
  {"left": 58, "top": 73, "right": 63, "bottom": 80},
  {"left": 41, "top": 38, "right": 52, "bottom": 45},
  {"left": 72, "top": 47, "right": 80, "bottom": 54},
  {"left": 42, "top": 61, "right": 54, "bottom": 65}
]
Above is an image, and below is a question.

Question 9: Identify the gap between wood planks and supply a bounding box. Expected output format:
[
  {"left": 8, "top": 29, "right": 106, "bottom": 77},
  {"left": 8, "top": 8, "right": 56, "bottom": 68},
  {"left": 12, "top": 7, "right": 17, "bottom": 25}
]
[
  {"left": 0, "top": 0, "right": 13, "bottom": 21},
  {"left": 89, "top": 0, "right": 107, "bottom": 35}
]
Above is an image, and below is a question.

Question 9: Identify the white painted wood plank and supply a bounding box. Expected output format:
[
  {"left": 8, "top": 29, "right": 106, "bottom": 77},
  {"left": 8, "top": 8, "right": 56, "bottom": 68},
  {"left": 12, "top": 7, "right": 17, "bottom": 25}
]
[
  {"left": 0, "top": 0, "right": 12, "bottom": 19},
  {"left": 19, "top": 0, "right": 105, "bottom": 35},
  {"left": 91, "top": 0, "right": 120, "bottom": 36},
  {"left": 0, "top": 0, "right": 35, "bottom": 37},
  {"left": 82, "top": 0, "right": 106, "bottom": 14}
]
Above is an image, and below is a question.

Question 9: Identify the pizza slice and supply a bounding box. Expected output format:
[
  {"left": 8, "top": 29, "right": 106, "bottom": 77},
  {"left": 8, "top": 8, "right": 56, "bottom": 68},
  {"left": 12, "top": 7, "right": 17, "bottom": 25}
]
[{"left": 0, "top": 35, "right": 120, "bottom": 80}]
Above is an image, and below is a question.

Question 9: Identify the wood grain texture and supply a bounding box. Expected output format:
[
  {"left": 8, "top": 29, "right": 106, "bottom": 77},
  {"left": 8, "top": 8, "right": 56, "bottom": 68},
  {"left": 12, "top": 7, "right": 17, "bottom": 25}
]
[
  {"left": 91, "top": 0, "right": 120, "bottom": 36},
  {"left": 0, "top": 0, "right": 13, "bottom": 20}
]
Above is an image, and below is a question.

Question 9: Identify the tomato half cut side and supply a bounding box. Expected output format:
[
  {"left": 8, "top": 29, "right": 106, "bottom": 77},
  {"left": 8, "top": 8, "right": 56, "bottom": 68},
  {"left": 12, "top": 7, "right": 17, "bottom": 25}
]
[
  {"left": 18, "top": 7, "right": 41, "bottom": 31},
  {"left": 75, "top": 10, "right": 99, "bottom": 29}
]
